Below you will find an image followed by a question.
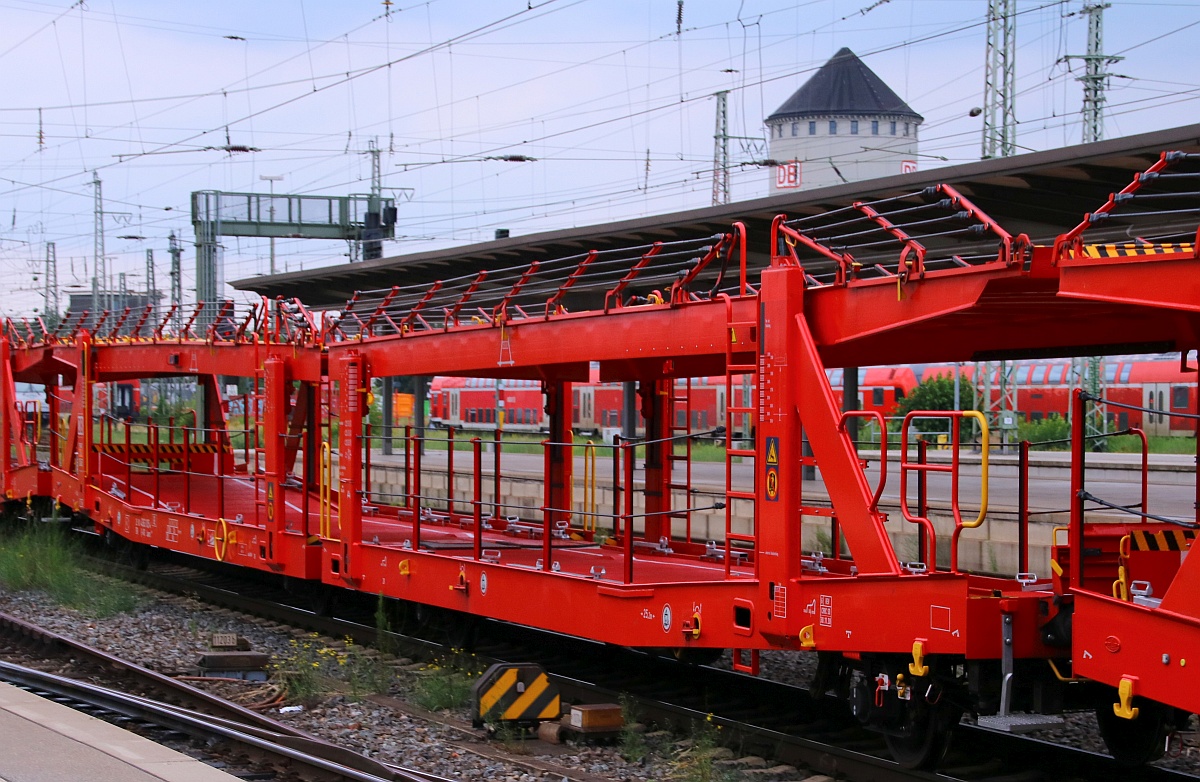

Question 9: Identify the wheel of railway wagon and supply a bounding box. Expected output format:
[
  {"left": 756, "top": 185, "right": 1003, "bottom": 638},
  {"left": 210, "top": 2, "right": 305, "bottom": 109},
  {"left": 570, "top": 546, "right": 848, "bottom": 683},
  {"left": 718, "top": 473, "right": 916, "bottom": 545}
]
[
  {"left": 883, "top": 697, "right": 962, "bottom": 770},
  {"left": 1095, "top": 699, "right": 1174, "bottom": 766}
]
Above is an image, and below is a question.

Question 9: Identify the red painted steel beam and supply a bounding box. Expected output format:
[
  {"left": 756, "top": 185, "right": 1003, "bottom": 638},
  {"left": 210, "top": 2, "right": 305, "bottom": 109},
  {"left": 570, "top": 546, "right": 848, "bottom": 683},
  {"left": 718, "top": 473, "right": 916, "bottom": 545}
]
[{"left": 352, "top": 297, "right": 759, "bottom": 378}]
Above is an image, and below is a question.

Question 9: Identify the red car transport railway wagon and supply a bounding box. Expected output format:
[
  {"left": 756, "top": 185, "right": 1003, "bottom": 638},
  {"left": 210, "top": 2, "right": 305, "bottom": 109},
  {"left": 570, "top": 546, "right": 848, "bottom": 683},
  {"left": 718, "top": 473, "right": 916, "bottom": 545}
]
[{"left": 3, "top": 152, "right": 1200, "bottom": 769}]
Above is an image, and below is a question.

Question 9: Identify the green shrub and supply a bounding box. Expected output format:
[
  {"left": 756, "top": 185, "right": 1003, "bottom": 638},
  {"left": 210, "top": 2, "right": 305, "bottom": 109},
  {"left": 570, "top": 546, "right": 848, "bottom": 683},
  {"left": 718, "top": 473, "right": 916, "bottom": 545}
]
[
  {"left": 0, "top": 523, "right": 139, "bottom": 616},
  {"left": 1018, "top": 415, "right": 1071, "bottom": 449}
]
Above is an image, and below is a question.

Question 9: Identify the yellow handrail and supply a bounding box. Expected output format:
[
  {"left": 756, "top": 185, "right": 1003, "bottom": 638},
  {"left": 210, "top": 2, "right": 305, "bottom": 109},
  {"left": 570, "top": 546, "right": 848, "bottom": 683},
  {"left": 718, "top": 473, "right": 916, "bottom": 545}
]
[
  {"left": 582, "top": 440, "right": 597, "bottom": 532},
  {"left": 960, "top": 410, "right": 989, "bottom": 528},
  {"left": 319, "top": 441, "right": 337, "bottom": 540}
]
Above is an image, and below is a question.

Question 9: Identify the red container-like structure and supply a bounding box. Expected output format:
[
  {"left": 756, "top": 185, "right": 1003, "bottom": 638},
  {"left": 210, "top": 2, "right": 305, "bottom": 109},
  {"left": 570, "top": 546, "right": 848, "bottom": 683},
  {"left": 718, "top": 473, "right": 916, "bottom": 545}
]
[{"left": 3, "top": 151, "right": 1200, "bottom": 768}]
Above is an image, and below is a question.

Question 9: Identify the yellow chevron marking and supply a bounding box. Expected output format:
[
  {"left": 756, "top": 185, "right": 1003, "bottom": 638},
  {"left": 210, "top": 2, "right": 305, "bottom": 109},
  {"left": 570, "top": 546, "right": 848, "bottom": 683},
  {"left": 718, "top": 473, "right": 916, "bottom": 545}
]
[
  {"left": 479, "top": 667, "right": 517, "bottom": 718},
  {"left": 503, "top": 673, "right": 551, "bottom": 720},
  {"left": 1082, "top": 243, "right": 1195, "bottom": 258}
]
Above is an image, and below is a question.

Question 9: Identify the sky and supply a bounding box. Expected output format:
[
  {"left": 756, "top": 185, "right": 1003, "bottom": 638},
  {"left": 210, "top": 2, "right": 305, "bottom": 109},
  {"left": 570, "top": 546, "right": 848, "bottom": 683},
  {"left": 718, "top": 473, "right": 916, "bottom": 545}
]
[{"left": 0, "top": 0, "right": 1197, "bottom": 317}]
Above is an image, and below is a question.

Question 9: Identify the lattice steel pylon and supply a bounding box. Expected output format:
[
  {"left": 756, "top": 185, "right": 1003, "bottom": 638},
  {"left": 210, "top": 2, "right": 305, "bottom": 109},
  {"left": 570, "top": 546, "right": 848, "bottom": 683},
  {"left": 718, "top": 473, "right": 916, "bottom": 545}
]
[
  {"left": 1070, "top": 356, "right": 1108, "bottom": 444},
  {"left": 168, "top": 232, "right": 184, "bottom": 331},
  {"left": 978, "top": 360, "right": 1018, "bottom": 428},
  {"left": 1066, "top": 2, "right": 1122, "bottom": 145},
  {"left": 981, "top": 0, "right": 1017, "bottom": 159},
  {"left": 712, "top": 90, "right": 730, "bottom": 206},
  {"left": 43, "top": 242, "right": 58, "bottom": 323},
  {"left": 92, "top": 171, "right": 107, "bottom": 319}
]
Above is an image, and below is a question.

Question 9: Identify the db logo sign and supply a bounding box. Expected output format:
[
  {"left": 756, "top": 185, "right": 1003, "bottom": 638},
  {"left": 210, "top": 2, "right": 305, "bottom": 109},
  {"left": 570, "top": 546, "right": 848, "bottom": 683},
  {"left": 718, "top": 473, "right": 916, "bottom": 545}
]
[
  {"left": 901, "top": 160, "right": 918, "bottom": 174},
  {"left": 775, "top": 160, "right": 801, "bottom": 189}
]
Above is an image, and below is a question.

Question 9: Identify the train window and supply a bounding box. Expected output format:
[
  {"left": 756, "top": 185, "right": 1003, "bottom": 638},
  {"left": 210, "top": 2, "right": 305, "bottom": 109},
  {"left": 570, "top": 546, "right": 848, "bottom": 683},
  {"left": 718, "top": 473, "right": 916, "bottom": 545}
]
[
  {"left": 872, "top": 388, "right": 884, "bottom": 406},
  {"left": 676, "top": 410, "right": 686, "bottom": 428},
  {"left": 1119, "top": 412, "right": 1129, "bottom": 430},
  {"left": 1104, "top": 363, "right": 1118, "bottom": 383},
  {"left": 1031, "top": 412, "right": 1043, "bottom": 422},
  {"left": 1016, "top": 366, "right": 1030, "bottom": 383},
  {"left": 1173, "top": 386, "right": 1189, "bottom": 409},
  {"left": 1119, "top": 364, "right": 1133, "bottom": 383},
  {"left": 1030, "top": 366, "right": 1045, "bottom": 384},
  {"left": 858, "top": 368, "right": 867, "bottom": 384},
  {"left": 700, "top": 411, "right": 708, "bottom": 429},
  {"left": 1160, "top": 392, "right": 1166, "bottom": 421},
  {"left": 831, "top": 369, "right": 842, "bottom": 385}
]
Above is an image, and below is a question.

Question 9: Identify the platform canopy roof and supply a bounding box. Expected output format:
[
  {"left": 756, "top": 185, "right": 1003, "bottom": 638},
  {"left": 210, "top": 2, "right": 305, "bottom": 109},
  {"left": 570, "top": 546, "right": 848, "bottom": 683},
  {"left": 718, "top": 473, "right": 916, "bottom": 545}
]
[{"left": 233, "top": 123, "right": 1200, "bottom": 308}]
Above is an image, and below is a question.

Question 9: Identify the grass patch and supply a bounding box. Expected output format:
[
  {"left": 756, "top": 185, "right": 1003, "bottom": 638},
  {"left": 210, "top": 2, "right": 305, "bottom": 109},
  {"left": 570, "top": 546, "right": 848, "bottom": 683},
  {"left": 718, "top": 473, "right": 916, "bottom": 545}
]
[
  {"left": 670, "top": 716, "right": 736, "bottom": 782},
  {"left": 0, "top": 522, "right": 140, "bottom": 616},
  {"left": 412, "top": 650, "right": 479, "bottom": 712},
  {"left": 272, "top": 634, "right": 392, "bottom": 702},
  {"left": 619, "top": 693, "right": 649, "bottom": 763}
]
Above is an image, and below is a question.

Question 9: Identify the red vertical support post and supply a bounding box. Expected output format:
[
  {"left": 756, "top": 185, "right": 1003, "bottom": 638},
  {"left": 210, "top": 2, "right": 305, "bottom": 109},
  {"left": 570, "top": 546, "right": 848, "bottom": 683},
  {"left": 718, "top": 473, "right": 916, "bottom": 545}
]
[
  {"left": 0, "top": 339, "right": 11, "bottom": 490},
  {"left": 336, "top": 352, "right": 366, "bottom": 578},
  {"left": 263, "top": 357, "right": 288, "bottom": 565},
  {"left": 1068, "top": 389, "right": 1086, "bottom": 591},
  {"left": 917, "top": 439, "right": 928, "bottom": 565},
  {"left": 153, "top": 423, "right": 161, "bottom": 504},
  {"left": 640, "top": 379, "right": 672, "bottom": 542},
  {"left": 545, "top": 380, "right": 574, "bottom": 525},
  {"left": 124, "top": 420, "right": 132, "bottom": 503},
  {"left": 473, "top": 438, "right": 483, "bottom": 561},
  {"left": 622, "top": 440, "right": 635, "bottom": 583},
  {"left": 183, "top": 425, "right": 192, "bottom": 514},
  {"left": 754, "top": 262, "right": 807, "bottom": 632},
  {"left": 413, "top": 429, "right": 423, "bottom": 548},
  {"left": 493, "top": 430, "right": 502, "bottom": 520},
  {"left": 79, "top": 337, "right": 93, "bottom": 490},
  {"left": 446, "top": 427, "right": 455, "bottom": 517},
  {"left": 364, "top": 422, "right": 373, "bottom": 505},
  {"left": 1018, "top": 439, "right": 1029, "bottom": 574},
  {"left": 48, "top": 380, "right": 59, "bottom": 471},
  {"left": 541, "top": 438, "right": 553, "bottom": 571},
  {"left": 404, "top": 424, "right": 412, "bottom": 508}
]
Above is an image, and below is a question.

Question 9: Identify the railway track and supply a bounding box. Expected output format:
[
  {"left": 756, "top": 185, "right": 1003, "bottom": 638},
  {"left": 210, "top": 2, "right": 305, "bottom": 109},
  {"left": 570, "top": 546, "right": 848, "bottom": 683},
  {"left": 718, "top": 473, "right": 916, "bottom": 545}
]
[
  {"left": 0, "top": 610, "right": 448, "bottom": 782},
  {"left": 94, "top": 550, "right": 1200, "bottom": 782}
]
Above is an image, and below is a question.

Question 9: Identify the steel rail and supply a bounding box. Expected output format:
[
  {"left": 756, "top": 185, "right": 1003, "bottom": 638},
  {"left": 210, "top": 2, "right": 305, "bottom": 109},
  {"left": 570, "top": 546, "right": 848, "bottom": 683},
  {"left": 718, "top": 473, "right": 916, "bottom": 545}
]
[
  {"left": 0, "top": 660, "right": 441, "bottom": 782},
  {"left": 0, "top": 611, "right": 447, "bottom": 782}
]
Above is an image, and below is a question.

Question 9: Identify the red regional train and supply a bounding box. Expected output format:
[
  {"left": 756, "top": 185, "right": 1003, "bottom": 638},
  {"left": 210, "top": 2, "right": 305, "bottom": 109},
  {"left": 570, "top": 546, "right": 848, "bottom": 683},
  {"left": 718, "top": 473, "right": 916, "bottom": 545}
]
[
  {"left": 429, "top": 366, "right": 916, "bottom": 437},
  {"left": 3, "top": 152, "right": 1200, "bottom": 770},
  {"left": 430, "top": 357, "right": 1195, "bottom": 439},
  {"left": 924, "top": 358, "right": 1198, "bottom": 436}
]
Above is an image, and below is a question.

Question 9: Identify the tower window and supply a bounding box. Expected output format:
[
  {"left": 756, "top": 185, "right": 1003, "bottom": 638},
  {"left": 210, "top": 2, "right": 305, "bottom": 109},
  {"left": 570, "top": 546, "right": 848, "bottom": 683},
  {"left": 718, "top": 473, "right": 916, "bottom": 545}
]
[
  {"left": 904, "top": 122, "right": 910, "bottom": 136},
  {"left": 829, "top": 120, "right": 837, "bottom": 135},
  {"left": 850, "top": 120, "right": 859, "bottom": 135},
  {"left": 871, "top": 120, "right": 879, "bottom": 135},
  {"left": 808, "top": 121, "right": 816, "bottom": 135},
  {"left": 890, "top": 121, "right": 897, "bottom": 135},
  {"left": 791, "top": 122, "right": 798, "bottom": 137}
]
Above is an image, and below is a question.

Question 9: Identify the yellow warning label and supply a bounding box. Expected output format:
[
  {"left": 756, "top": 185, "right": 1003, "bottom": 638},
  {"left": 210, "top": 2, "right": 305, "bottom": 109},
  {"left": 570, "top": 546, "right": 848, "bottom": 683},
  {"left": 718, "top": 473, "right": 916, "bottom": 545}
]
[{"left": 765, "top": 436, "right": 779, "bottom": 465}]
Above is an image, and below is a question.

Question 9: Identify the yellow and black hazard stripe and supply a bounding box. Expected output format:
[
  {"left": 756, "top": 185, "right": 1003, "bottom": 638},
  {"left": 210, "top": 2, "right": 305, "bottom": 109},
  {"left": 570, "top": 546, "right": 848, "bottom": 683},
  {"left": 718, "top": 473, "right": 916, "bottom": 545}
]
[
  {"left": 471, "top": 663, "right": 561, "bottom": 727},
  {"left": 92, "top": 442, "right": 232, "bottom": 456},
  {"left": 1082, "top": 243, "right": 1195, "bottom": 258},
  {"left": 1129, "top": 528, "right": 1196, "bottom": 552}
]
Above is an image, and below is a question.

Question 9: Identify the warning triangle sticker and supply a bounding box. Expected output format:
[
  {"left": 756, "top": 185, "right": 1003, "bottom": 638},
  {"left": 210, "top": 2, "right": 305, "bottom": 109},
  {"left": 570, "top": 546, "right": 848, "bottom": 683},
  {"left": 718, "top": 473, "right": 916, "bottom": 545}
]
[{"left": 766, "top": 439, "right": 778, "bottom": 464}]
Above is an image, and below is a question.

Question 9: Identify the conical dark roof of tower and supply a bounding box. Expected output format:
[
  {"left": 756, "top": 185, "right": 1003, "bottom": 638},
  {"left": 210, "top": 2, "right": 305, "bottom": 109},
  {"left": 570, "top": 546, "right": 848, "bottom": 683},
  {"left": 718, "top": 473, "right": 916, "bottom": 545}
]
[{"left": 767, "top": 47, "right": 922, "bottom": 122}]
